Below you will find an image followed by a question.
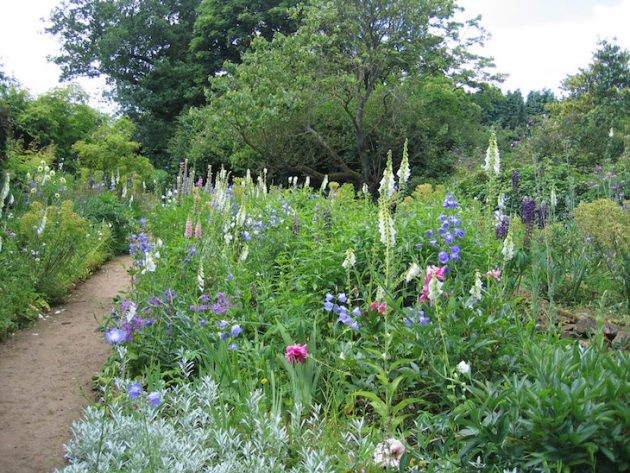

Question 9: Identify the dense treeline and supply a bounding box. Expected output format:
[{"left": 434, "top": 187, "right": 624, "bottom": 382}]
[{"left": 38, "top": 1, "right": 630, "bottom": 193}]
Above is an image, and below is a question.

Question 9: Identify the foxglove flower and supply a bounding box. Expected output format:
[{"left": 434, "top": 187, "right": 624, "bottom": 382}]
[
  {"left": 483, "top": 131, "right": 500, "bottom": 176},
  {"left": 396, "top": 139, "right": 411, "bottom": 186},
  {"left": 184, "top": 217, "right": 193, "bottom": 239},
  {"left": 194, "top": 221, "right": 202, "bottom": 239},
  {"left": 378, "top": 151, "right": 395, "bottom": 200},
  {"left": 502, "top": 231, "right": 515, "bottom": 261},
  {"left": 342, "top": 248, "right": 356, "bottom": 269}
]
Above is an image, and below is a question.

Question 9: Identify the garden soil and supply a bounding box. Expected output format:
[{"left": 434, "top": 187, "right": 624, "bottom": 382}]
[{"left": 0, "top": 256, "right": 132, "bottom": 473}]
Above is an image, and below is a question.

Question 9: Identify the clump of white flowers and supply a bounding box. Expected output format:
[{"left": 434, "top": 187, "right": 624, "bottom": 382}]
[{"left": 484, "top": 131, "right": 500, "bottom": 177}]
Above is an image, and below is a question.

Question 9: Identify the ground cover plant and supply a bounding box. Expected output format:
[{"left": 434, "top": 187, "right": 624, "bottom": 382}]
[{"left": 61, "top": 145, "right": 630, "bottom": 472}]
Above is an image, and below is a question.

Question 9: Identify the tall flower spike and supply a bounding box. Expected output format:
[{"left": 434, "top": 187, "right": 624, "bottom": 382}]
[
  {"left": 396, "top": 138, "right": 411, "bottom": 186},
  {"left": 484, "top": 131, "right": 500, "bottom": 176},
  {"left": 379, "top": 150, "right": 395, "bottom": 200},
  {"left": 197, "top": 263, "right": 205, "bottom": 293},
  {"left": 184, "top": 217, "right": 193, "bottom": 239},
  {"left": 342, "top": 248, "right": 356, "bottom": 269}
]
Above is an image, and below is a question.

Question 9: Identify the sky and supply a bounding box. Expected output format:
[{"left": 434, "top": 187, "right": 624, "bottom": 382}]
[{"left": 1, "top": 0, "right": 630, "bottom": 111}]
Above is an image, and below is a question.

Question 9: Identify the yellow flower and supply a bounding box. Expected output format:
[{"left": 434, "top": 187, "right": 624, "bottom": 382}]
[{"left": 260, "top": 378, "right": 268, "bottom": 385}]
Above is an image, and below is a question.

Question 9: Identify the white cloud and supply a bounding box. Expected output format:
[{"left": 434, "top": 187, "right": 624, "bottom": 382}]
[{"left": 460, "top": 0, "right": 630, "bottom": 95}]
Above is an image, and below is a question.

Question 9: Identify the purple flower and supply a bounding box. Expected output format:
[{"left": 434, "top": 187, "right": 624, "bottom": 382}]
[
  {"left": 450, "top": 245, "right": 460, "bottom": 255},
  {"left": 147, "top": 392, "right": 161, "bottom": 408},
  {"left": 350, "top": 321, "right": 359, "bottom": 331},
  {"left": 443, "top": 193, "right": 459, "bottom": 209},
  {"left": 230, "top": 325, "right": 242, "bottom": 338},
  {"left": 454, "top": 228, "right": 465, "bottom": 239},
  {"left": 443, "top": 232, "right": 454, "bottom": 244},
  {"left": 325, "top": 293, "right": 334, "bottom": 302},
  {"left": 438, "top": 251, "right": 449, "bottom": 264},
  {"left": 219, "top": 332, "right": 227, "bottom": 341},
  {"left": 164, "top": 290, "right": 176, "bottom": 304},
  {"left": 338, "top": 293, "right": 348, "bottom": 303},
  {"left": 521, "top": 197, "right": 536, "bottom": 225},
  {"left": 228, "top": 343, "right": 238, "bottom": 351},
  {"left": 128, "top": 383, "right": 143, "bottom": 399},
  {"left": 104, "top": 328, "right": 127, "bottom": 344},
  {"left": 426, "top": 230, "right": 434, "bottom": 238},
  {"left": 242, "top": 231, "right": 251, "bottom": 241},
  {"left": 324, "top": 301, "right": 334, "bottom": 312},
  {"left": 218, "top": 320, "right": 228, "bottom": 329},
  {"left": 227, "top": 273, "right": 234, "bottom": 281},
  {"left": 495, "top": 216, "right": 509, "bottom": 240},
  {"left": 200, "top": 319, "right": 207, "bottom": 327},
  {"left": 448, "top": 216, "right": 461, "bottom": 226},
  {"left": 430, "top": 239, "right": 438, "bottom": 247},
  {"left": 147, "top": 297, "right": 161, "bottom": 307},
  {"left": 415, "top": 243, "right": 422, "bottom": 249},
  {"left": 511, "top": 170, "right": 520, "bottom": 194},
  {"left": 352, "top": 307, "right": 361, "bottom": 316}
]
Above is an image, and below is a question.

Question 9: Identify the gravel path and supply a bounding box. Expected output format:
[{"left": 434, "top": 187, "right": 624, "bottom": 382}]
[{"left": 0, "top": 256, "right": 132, "bottom": 473}]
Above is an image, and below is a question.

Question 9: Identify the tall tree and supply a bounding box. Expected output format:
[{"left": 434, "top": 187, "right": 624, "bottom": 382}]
[
  {"left": 198, "top": 0, "right": 496, "bottom": 189},
  {"left": 47, "top": 0, "right": 300, "bottom": 168}
]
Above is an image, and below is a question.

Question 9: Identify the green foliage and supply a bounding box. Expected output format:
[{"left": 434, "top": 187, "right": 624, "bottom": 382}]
[{"left": 458, "top": 342, "right": 630, "bottom": 471}]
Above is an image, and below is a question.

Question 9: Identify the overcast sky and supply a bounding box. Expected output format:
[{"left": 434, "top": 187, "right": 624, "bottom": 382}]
[{"left": 1, "top": 0, "right": 629, "bottom": 111}]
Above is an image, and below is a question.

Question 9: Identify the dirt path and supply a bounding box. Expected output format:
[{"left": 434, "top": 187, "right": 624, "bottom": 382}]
[{"left": 0, "top": 256, "right": 132, "bottom": 473}]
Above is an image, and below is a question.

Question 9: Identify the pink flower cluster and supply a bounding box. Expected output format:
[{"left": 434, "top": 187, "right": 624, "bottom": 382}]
[
  {"left": 369, "top": 302, "right": 387, "bottom": 314},
  {"left": 418, "top": 265, "right": 447, "bottom": 302},
  {"left": 486, "top": 269, "right": 501, "bottom": 281},
  {"left": 286, "top": 344, "right": 308, "bottom": 364}
]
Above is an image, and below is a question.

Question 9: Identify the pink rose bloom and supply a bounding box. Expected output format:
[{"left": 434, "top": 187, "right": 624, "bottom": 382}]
[{"left": 286, "top": 344, "right": 308, "bottom": 364}]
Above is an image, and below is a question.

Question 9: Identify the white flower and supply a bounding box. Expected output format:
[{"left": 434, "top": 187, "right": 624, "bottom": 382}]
[
  {"left": 396, "top": 138, "right": 411, "bottom": 185},
  {"left": 362, "top": 183, "right": 369, "bottom": 195},
  {"left": 457, "top": 360, "right": 471, "bottom": 375},
  {"left": 550, "top": 187, "right": 558, "bottom": 208},
  {"left": 483, "top": 132, "right": 500, "bottom": 176},
  {"left": 239, "top": 244, "right": 249, "bottom": 261},
  {"left": 378, "top": 151, "right": 396, "bottom": 200},
  {"left": 405, "top": 262, "right": 421, "bottom": 283},
  {"left": 373, "top": 438, "right": 405, "bottom": 469},
  {"left": 466, "top": 271, "right": 483, "bottom": 307},
  {"left": 320, "top": 175, "right": 328, "bottom": 193},
  {"left": 342, "top": 248, "right": 356, "bottom": 269},
  {"left": 125, "top": 303, "right": 138, "bottom": 322},
  {"left": 197, "top": 264, "right": 205, "bottom": 292},
  {"left": 428, "top": 274, "right": 443, "bottom": 302},
  {"left": 143, "top": 254, "right": 157, "bottom": 274},
  {"left": 36, "top": 208, "right": 48, "bottom": 236},
  {"left": 502, "top": 231, "right": 515, "bottom": 261}
]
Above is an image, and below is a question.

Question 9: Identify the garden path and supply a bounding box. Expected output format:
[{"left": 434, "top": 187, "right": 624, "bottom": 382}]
[{"left": 0, "top": 256, "right": 132, "bottom": 473}]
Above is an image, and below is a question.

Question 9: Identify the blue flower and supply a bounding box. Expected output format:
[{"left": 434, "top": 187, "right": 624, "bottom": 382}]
[
  {"left": 415, "top": 243, "right": 423, "bottom": 250},
  {"left": 438, "top": 251, "right": 449, "bottom": 264},
  {"left": 325, "top": 293, "right": 334, "bottom": 302},
  {"left": 128, "top": 383, "right": 143, "bottom": 399},
  {"left": 455, "top": 228, "right": 465, "bottom": 239},
  {"left": 219, "top": 332, "right": 227, "bottom": 341},
  {"left": 324, "top": 301, "right": 334, "bottom": 312},
  {"left": 338, "top": 293, "right": 348, "bottom": 303},
  {"left": 350, "top": 321, "right": 359, "bottom": 331},
  {"left": 228, "top": 343, "right": 238, "bottom": 351},
  {"left": 200, "top": 319, "right": 207, "bottom": 327},
  {"left": 430, "top": 239, "right": 438, "bottom": 247},
  {"left": 450, "top": 245, "right": 460, "bottom": 255},
  {"left": 230, "top": 325, "right": 242, "bottom": 338},
  {"left": 227, "top": 273, "right": 234, "bottom": 281},
  {"left": 147, "top": 392, "right": 161, "bottom": 408},
  {"left": 104, "top": 328, "right": 126, "bottom": 344},
  {"left": 352, "top": 307, "right": 361, "bottom": 316},
  {"left": 443, "top": 232, "right": 454, "bottom": 244},
  {"left": 218, "top": 320, "right": 228, "bottom": 329},
  {"left": 426, "top": 230, "right": 434, "bottom": 238}
]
